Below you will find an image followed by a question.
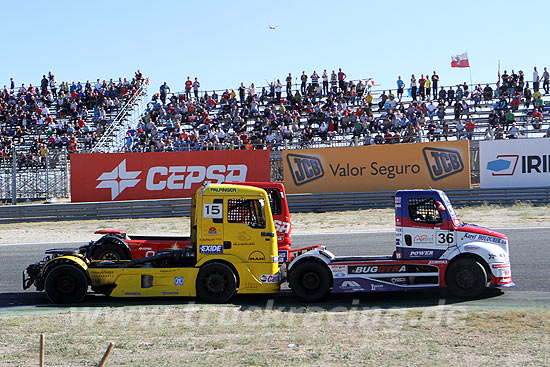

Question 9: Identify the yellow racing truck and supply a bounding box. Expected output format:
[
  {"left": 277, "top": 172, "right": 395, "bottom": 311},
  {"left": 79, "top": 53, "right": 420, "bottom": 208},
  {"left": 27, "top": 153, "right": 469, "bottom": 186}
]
[{"left": 23, "top": 183, "right": 280, "bottom": 303}]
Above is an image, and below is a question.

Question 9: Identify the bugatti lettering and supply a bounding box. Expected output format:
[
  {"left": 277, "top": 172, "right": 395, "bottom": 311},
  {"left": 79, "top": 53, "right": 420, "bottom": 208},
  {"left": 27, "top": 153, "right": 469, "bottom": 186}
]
[
  {"left": 146, "top": 164, "right": 247, "bottom": 191},
  {"left": 349, "top": 265, "right": 406, "bottom": 274}
]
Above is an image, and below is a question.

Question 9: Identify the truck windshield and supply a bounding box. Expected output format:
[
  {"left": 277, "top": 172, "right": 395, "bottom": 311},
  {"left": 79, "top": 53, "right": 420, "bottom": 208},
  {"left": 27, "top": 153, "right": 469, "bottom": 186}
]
[
  {"left": 227, "top": 199, "right": 266, "bottom": 229},
  {"left": 265, "top": 188, "right": 282, "bottom": 216},
  {"left": 439, "top": 191, "right": 462, "bottom": 225}
]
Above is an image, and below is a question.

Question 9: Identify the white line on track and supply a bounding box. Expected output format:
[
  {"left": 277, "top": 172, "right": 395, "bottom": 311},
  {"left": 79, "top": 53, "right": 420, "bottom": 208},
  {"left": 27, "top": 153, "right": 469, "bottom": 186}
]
[
  {"left": 1, "top": 226, "right": 549, "bottom": 245},
  {"left": 0, "top": 242, "right": 86, "bottom": 247}
]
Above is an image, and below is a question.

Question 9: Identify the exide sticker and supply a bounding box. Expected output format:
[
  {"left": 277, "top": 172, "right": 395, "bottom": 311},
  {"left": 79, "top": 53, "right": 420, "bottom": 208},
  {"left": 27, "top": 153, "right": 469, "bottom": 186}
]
[{"left": 199, "top": 245, "right": 223, "bottom": 254}]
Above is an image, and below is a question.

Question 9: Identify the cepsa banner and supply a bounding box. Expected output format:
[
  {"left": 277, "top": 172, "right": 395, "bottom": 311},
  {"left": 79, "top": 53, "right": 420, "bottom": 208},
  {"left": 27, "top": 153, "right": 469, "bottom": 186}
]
[
  {"left": 283, "top": 140, "right": 470, "bottom": 194},
  {"left": 480, "top": 138, "right": 550, "bottom": 188},
  {"left": 71, "top": 150, "right": 270, "bottom": 202}
]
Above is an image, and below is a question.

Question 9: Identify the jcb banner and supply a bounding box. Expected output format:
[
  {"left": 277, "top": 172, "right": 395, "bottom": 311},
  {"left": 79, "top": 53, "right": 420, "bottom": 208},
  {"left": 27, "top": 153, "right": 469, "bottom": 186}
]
[
  {"left": 283, "top": 141, "right": 470, "bottom": 193},
  {"left": 71, "top": 150, "right": 270, "bottom": 202}
]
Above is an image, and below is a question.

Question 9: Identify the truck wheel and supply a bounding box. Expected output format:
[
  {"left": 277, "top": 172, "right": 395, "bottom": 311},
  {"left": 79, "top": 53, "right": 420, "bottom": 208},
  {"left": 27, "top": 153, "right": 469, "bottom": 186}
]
[
  {"left": 93, "top": 243, "right": 129, "bottom": 261},
  {"left": 44, "top": 264, "right": 88, "bottom": 304},
  {"left": 196, "top": 263, "right": 237, "bottom": 303},
  {"left": 446, "top": 258, "right": 488, "bottom": 298},
  {"left": 290, "top": 261, "right": 332, "bottom": 302}
]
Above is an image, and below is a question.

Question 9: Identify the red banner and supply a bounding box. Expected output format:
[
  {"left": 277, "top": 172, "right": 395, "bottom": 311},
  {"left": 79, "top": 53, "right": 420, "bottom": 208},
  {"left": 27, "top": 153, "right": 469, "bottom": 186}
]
[{"left": 70, "top": 150, "right": 270, "bottom": 202}]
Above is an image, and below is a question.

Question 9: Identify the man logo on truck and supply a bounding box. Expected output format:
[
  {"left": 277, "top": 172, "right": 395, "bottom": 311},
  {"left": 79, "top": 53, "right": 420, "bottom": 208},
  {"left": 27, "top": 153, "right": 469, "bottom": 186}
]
[
  {"left": 286, "top": 154, "right": 324, "bottom": 186},
  {"left": 422, "top": 147, "right": 464, "bottom": 181}
]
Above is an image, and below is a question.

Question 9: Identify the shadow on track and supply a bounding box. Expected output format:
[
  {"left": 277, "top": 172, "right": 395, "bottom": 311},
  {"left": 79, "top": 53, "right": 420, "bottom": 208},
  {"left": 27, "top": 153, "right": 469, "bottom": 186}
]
[{"left": 0, "top": 288, "right": 505, "bottom": 311}]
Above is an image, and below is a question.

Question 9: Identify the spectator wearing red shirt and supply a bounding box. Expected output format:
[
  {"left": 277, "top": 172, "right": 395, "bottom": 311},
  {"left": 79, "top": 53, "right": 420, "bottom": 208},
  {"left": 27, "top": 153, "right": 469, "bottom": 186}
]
[
  {"left": 419, "top": 74, "right": 427, "bottom": 100},
  {"left": 185, "top": 77, "right": 193, "bottom": 100},
  {"left": 338, "top": 68, "right": 347, "bottom": 92},
  {"left": 465, "top": 119, "right": 475, "bottom": 140}
]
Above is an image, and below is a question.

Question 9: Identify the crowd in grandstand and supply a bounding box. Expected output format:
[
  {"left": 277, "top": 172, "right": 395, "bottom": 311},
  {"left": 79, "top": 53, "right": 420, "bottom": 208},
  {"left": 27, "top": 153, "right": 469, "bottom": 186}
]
[
  {"left": 122, "top": 67, "right": 550, "bottom": 153},
  {"left": 1, "top": 71, "right": 146, "bottom": 167},
  {"left": 3, "top": 66, "right": 550, "bottom": 162}
]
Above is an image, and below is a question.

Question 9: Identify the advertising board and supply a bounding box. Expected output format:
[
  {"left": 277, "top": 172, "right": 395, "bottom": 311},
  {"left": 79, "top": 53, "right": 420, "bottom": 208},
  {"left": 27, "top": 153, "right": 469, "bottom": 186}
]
[
  {"left": 71, "top": 150, "right": 270, "bottom": 202},
  {"left": 283, "top": 141, "right": 471, "bottom": 193},
  {"left": 480, "top": 138, "right": 550, "bottom": 188}
]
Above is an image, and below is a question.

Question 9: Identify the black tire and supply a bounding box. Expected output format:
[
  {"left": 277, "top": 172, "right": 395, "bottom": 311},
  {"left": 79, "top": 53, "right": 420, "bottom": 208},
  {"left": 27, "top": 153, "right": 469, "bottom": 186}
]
[
  {"left": 93, "top": 243, "right": 129, "bottom": 261},
  {"left": 44, "top": 264, "right": 88, "bottom": 304},
  {"left": 196, "top": 263, "right": 237, "bottom": 303},
  {"left": 446, "top": 258, "right": 488, "bottom": 298},
  {"left": 289, "top": 261, "right": 332, "bottom": 302}
]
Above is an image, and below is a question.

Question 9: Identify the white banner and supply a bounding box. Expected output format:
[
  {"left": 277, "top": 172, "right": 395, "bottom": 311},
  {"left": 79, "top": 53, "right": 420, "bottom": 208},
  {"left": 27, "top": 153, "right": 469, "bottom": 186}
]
[{"left": 480, "top": 138, "right": 550, "bottom": 188}]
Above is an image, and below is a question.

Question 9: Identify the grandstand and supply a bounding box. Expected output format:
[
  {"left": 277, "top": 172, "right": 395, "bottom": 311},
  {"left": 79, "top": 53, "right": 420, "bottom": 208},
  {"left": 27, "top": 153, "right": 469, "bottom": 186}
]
[
  {"left": 1, "top": 68, "right": 549, "bottom": 201},
  {"left": 0, "top": 71, "right": 149, "bottom": 201},
  {"left": 127, "top": 76, "right": 550, "bottom": 154}
]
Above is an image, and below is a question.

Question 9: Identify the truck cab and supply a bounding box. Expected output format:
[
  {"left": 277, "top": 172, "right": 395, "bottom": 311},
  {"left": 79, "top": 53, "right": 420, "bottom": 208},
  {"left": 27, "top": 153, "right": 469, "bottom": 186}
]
[
  {"left": 24, "top": 183, "right": 281, "bottom": 304},
  {"left": 83, "top": 182, "right": 296, "bottom": 264},
  {"left": 288, "top": 189, "right": 514, "bottom": 301}
]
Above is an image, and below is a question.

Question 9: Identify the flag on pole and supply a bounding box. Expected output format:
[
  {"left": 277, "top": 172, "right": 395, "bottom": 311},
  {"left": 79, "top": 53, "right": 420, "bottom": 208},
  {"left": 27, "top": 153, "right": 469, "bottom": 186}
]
[{"left": 451, "top": 52, "right": 470, "bottom": 68}]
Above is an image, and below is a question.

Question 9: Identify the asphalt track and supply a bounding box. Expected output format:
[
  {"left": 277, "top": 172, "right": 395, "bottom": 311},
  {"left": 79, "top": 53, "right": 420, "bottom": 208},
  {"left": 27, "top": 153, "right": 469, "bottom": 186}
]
[{"left": 0, "top": 228, "right": 549, "bottom": 311}]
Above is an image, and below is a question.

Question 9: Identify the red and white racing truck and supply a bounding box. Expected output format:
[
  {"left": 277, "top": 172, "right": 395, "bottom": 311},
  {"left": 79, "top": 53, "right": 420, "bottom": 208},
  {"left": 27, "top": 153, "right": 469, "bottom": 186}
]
[
  {"left": 288, "top": 189, "right": 514, "bottom": 300},
  {"left": 80, "top": 182, "right": 316, "bottom": 264}
]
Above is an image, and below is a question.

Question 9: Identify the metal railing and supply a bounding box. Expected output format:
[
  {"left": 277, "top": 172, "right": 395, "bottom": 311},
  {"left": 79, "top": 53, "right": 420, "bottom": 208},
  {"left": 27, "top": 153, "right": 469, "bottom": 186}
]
[
  {"left": 91, "top": 79, "right": 149, "bottom": 153},
  {"left": 0, "top": 186, "right": 548, "bottom": 223}
]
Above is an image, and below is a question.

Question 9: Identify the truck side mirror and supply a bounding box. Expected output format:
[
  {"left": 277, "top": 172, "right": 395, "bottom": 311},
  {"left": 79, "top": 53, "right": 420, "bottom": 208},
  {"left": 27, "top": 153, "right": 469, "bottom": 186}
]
[{"left": 436, "top": 201, "right": 446, "bottom": 212}]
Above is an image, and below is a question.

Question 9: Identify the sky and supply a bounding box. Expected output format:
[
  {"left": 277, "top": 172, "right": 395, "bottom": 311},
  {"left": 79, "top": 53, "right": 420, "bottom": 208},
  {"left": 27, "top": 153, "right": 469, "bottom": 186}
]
[{"left": 2, "top": 0, "right": 550, "bottom": 97}]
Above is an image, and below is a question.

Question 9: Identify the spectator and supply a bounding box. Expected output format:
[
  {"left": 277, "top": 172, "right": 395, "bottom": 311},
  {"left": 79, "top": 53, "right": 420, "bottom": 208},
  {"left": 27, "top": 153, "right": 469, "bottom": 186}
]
[
  {"left": 322, "top": 70, "right": 329, "bottom": 95},
  {"left": 465, "top": 119, "right": 475, "bottom": 140},
  {"left": 425, "top": 74, "right": 431, "bottom": 100},
  {"left": 330, "top": 70, "right": 338, "bottom": 93},
  {"left": 543, "top": 67, "right": 550, "bottom": 94},
  {"left": 396, "top": 76, "right": 405, "bottom": 101},
  {"left": 483, "top": 84, "right": 493, "bottom": 101},
  {"left": 160, "top": 82, "right": 170, "bottom": 104},
  {"left": 286, "top": 73, "right": 293, "bottom": 96},
  {"left": 521, "top": 82, "right": 532, "bottom": 108},
  {"left": 507, "top": 122, "right": 520, "bottom": 139},
  {"left": 193, "top": 77, "right": 200, "bottom": 100},
  {"left": 533, "top": 67, "right": 540, "bottom": 92},
  {"left": 184, "top": 77, "right": 192, "bottom": 100},
  {"left": 338, "top": 68, "right": 347, "bottom": 92},
  {"left": 410, "top": 75, "right": 417, "bottom": 101},
  {"left": 419, "top": 74, "right": 426, "bottom": 100},
  {"left": 431, "top": 71, "right": 439, "bottom": 97},
  {"left": 300, "top": 71, "right": 307, "bottom": 94}
]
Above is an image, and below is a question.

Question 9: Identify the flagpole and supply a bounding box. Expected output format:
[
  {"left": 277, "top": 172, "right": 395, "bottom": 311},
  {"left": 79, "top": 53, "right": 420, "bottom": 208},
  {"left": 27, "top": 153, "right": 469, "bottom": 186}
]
[{"left": 467, "top": 50, "right": 473, "bottom": 92}]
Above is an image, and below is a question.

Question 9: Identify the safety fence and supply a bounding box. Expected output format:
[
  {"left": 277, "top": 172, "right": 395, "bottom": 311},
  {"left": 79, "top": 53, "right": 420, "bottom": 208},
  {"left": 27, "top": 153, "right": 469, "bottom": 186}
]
[{"left": 0, "top": 187, "right": 548, "bottom": 224}]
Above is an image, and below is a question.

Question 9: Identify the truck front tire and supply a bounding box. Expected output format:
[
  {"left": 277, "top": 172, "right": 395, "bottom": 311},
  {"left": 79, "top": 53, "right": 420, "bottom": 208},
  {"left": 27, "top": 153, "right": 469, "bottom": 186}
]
[
  {"left": 196, "top": 263, "right": 237, "bottom": 303},
  {"left": 44, "top": 264, "right": 88, "bottom": 304},
  {"left": 289, "top": 261, "right": 332, "bottom": 302},
  {"left": 446, "top": 258, "right": 487, "bottom": 298},
  {"left": 92, "top": 243, "right": 129, "bottom": 261}
]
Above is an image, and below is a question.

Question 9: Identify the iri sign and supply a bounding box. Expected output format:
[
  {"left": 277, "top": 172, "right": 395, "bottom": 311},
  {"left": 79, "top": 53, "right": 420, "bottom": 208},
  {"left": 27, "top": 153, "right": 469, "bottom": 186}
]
[
  {"left": 480, "top": 138, "right": 550, "bottom": 188},
  {"left": 70, "top": 150, "right": 270, "bottom": 202}
]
